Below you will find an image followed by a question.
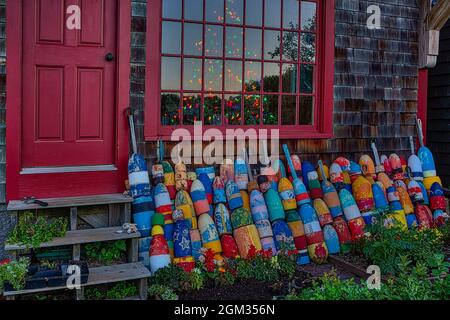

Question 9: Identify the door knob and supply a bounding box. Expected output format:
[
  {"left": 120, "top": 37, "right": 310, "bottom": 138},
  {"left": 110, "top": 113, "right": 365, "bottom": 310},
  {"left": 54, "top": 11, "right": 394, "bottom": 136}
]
[{"left": 105, "top": 53, "right": 114, "bottom": 62}]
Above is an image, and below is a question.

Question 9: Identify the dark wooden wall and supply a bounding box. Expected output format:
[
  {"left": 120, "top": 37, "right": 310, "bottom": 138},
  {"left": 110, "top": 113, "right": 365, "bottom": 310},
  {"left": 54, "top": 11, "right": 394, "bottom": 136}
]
[{"left": 428, "top": 20, "right": 450, "bottom": 188}]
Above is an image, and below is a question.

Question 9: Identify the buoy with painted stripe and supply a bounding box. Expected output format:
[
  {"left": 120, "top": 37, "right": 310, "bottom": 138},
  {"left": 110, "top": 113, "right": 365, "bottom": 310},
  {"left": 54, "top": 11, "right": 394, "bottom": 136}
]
[
  {"left": 189, "top": 229, "right": 203, "bottom": 261},
  {"left": 264, "top": 188, "right": 286, "bottom": 222},
  {"left": 151, "top": 164, "right": 165, "bottom": 186},
  {"left": 359, "top": 155, "right": 376, "bottom": 182},
  {"left": 212, "top": 176, "right": 226, "bottom": 204},
  {"left": 433, "top": 210, "right": 449, "bottom": 227},
  {"left": 313, "top": 198, "right": 333, "bottom": 227},
  {"left": 231, "top": 207, "right": 254, "bottom": 229},
  {"left": 149, "top": 225, "right": 171, "bottom": 274},
  {"left": 407, "top": 180, "right": 424, "bottom": 204},
  {"left": 323, "top": 225, "right": 340, "bottom": 255},
  {"left": 418, "top": 146, "right": 437, "bottom": 178},
  {"left": 330, "top": 162, "right": 345, "bottom": 191},
  {"left": 235, "top": 158, "right": 249, "bottom": 190},
  {"left": 287, "top": 154, "right": 303, "bottom": 183},
  {"left": 282, "top": 145, "right": 310, "bottom": 206},
  {"left": 190, "top": 179, "right": 211, "bottom": 216},
  {"left": 278, "top": 177, "right": 297, "bottom": 211},
  {"left": 414, "top": 204, "right": 433, "bottom": 229},
  {"left": 198, "top": 213, "right": 222, "bottom": 254},
  {"left": 332, "top": 217, "right": 352, "bottom": 253},
  {"left": 348, "top": 161, "right": 362, "bottom": 183},
  {"left": 198, "top": 173, "right": 213, "bottom": 206},
  {"left": 389, "top": 154, "right": 403, "bottom": 181},
  {"left": 175, "top": 161, "right": 188, "bottom": 191},
  {"left": 175, "top": 190, "right": 197, "bottom": 229},
  {"left": 387, "top": 200, "right": 408, "bottom": 229},
  {"left": 285, "top": 210, "right": 309, "bottom": 265},
  {"left": 257, "top": 174, "right": 272, "bottom": 194},
  {"left": 301, "top": 161, "right": 316, "bottom": 190},
  {"left": 214, "top": 203, "right": 232, "bottom": 236},
  {"left": 261, "top": 166, "right": 279, "bottom": 191},
  {"left": 172, "top": 210, "right": 195, "bottom": 272},
  {"left": 298, "top": 204, "right": 328, "bottom": 264},
  {"left": 254, "top": 219, "right": 274, "bottom": 239},
  {"left": 381, "top": 154, "right": 393, "bottom": 177},
  {"left": 250, "top": 189, "right": 269, "bottom": 222},
  {"left": 317, "top": 163, "right": 330, "bottom": 181},
  {"left": 162, "top": 161, "right": 176, "bottom": 200},
  {"left": 424, "top": 175, "right": 443, "bottom": 192},
  {"left": 132, "top": 196, "right": 155, "bottom": 237},
  {"left": 334, "top": 157, "right": 351, "bottom": 172},
  {"left": 220, "top": 159, "right": 235, "bottom": 183},
  {"left": 352, "top": 176, "right": 375, "bottom": 212},
  {"left": 195, "top": 166, "right": 216, "bottom": 183},
  {"left": 221, "top": 234, "right": 240, "bottom": 259},
  {"left": 307, "top": 170, "right": 324, "bottom": 199},
  {"left": 274, "top": 159, "right": 287, "bottom": 181},
  {"left": 128, "top": 153, "right": 151, "bottom": 198},
  {"left": 397, "top": 184, "right": 417, "bottom": 228},
  {"left": 226, "top": 180, "right": 244, "bottom": 210},
  {"left": 186, "top": 172, "right": 197, "bottom": 193},
  {"left": 233, "top": 224, "right": 262, "bottom": 259},
  {"left": 318, "top": 160, "right": 344, "bottom": 219},
  {"left": 272, "top": 219, "right": 296, "bottom": 252},
  {"left": 372, "top": 183, "right": 390, "bottom": 215},
  {"left": 339, "top": 189, "right": 366, "bottom": 239},
  {"left": 430, "top": 182, "right": 446, "bottom": 211},
  {"left": 154, "top": 183, "right": 173, "bottom": 223},
  {"left": 240, "top": 190, "right": 250, "bottom": 210},
  {"left": 408, "top": 155, "right": 423, "bottom": 182}
]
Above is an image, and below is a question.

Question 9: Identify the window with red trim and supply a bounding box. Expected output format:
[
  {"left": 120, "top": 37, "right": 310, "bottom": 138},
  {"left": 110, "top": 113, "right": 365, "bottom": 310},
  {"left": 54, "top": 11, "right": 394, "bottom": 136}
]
[{"left": 145, "top": 0, "right": 335, "bottom": 140}]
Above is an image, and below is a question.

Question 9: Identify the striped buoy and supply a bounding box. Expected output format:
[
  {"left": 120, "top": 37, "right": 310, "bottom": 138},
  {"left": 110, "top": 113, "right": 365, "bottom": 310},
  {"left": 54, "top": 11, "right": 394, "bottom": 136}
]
[
  {"left": 233, "top": 224, "right": 262, "bottom": 259},
  {"left": 235, "top": 158, "right": 249, "bottom": 190},
  {"left": 172, "top": 210, "right": 195, "bottom": 272},
  {"left": 154, "top": 183, "right": 173, "bottom": 224},
  {"left": 318, "top": 161, "right": 344, "bottom": 219},
  {"left": 220, "top": 159, "right": 235, "bottom": 183},
  {"left": 278, "top": 177, "right": 297, "bottom": 211},
  {"left": 339, "top": 189, "right": 366, "bottom": 239},
  {"left": 317, "top": 163, "right": 329, "bottom": 181},
  {"left": 330, "top": 163, "right": 345, "bottom": 191},
  {"left": 352, "top": 176, "right": 377, "bottom": 224},
  {"left": 264, "top": 188, "right": 285, "bottom": 222},
  {"left": 151, "top": 164, "right": 165, "bottom": 186},
  {"left": 301, "top": 161, "right": 316, "bottom": 190},
  {"left": 221, "top": 234, "right": 240, "bottom": 259},
  {"left": 348, "top": 161, "right": 362, "bottom": 184},
  {"left": 419, "top": 181, "right": 430, "bottom": 205},
  {"left": 132, "top": 196, "right": 155, "bottom": 237},
  {"left": 430, "top": 182, "right": 446, "bottom": 211},
  {"left": 408, "top": 154, "right": 423, "bottom": 182},
  {"left": 261, "top": 166, "right": 278, "bottom": 191},
  {"left": 212, "top": 176, "right": 226, "bottom": 204},
  {"left": 418, "top": 145, "right": 437, "bottom": 178},
  {"left": 407, "top": 180, "right": 424, "bottom": 204},
  {"left": 283, "top": 145, "right": 310, "bottom": 206},
  {"left": 272, "top": 220, "right": 296, "bottom": 252},
  {"left": 186, "top": 172, "right": 197, "bottom": 193},
  {"left": 433, "top": 210, "right": 449, "bottom": 227},
  {"left": 190, "top": 229, "right": 203, "bottom": 261},
  {"left": 389, "top": 154, "right": 403, "bottom": 181},
  {"left": 162, "top": 161, "right": 176, "bottom": 200},
  {"left": 381, "top": 154, "right": 393, "bottom": 177},
  {"left": 332, "top": 217, "right": 352, "bottom": 253},
  {"left": 257, "top": 174, "right": 271, "bottom": 194},
  {"left": 424, "top": 175, "right": 442, "bottom": 192},
  {"left": 313, "top": 198, "right": 333, "bottom": 227},
  {"left": 195, "top": 166, "right": 216, "bottom": 183},
  {"left": 298, "top": 204, "right": 328, "bottom": 264},
  {"left": 414, "top": 204, "right": 433, "bottom": 229},
  {"left": 226, "top": 180, "right": 244, "bottom": 210},
  {"left": 307, "top": 170, "right": 323, "bottom": 199},
  {"left": 334, "top": 157, "right": 351, "bottom": 172},
  {"left": 198, "top": 213, "right": 222, "bottom": 254},
  {"left": 214, "top": 203, "right": 232, "bottom": 236},
  {"left": 274, "top": 159, "right": 287, "bottom": 181},
  {"left": 323, "top": 225, "right": 340, "bottom": 255},
  {"left": 198, "top": 173, "right": 213, "bottom": 205},
  {"left": 175, "top": 190, "right": 197, "bottom": 229},
  {"left": 175, "top": 161, "right": 188, "bottom": 191},
  {"left": 240, "top": 190, "right": 250, "bottom": 210},
  {"left": 250, "top": 189, "right": 270, "bottom": 222},
  {"left": 359, "top": 155, "right": 376, "bottom": 182},
  {"left": 149, "top": 225, "right": 171, "bottom": 274},
  {"left": 128, "top": 153, "right": 151, "bottom": 198},
  {"left": 287, "top": 154, "right": 302, "bottom": 182},
  {"left": 285, "top": 210, "right": 309, "bottom": 265},
  {"left": 190, "top": 179, "right": 210, "bottom": 216},
  {"left": 254, "top": 219, "right": 273, "bottom": 238},
  {"left": 372, "top": 183, "right": 390, "bottom": 215}
]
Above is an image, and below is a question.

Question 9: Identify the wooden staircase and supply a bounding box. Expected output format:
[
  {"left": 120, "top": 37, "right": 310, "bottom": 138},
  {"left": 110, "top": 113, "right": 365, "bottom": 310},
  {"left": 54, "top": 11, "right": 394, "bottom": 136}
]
[{"left": 4, "top": 194, "right": 151, "bottom": 300}]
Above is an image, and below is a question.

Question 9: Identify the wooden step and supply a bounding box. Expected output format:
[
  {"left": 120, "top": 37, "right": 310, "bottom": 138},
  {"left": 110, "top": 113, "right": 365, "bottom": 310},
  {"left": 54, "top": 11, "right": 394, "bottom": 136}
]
[
  {"left": 3, "top": 262, "right": 151, "bottom": 298},
  {"left": 5, "top": 227, "right": 141, "bottom": 251},
  {"left": 7, "top": 193, "right": 133, "bottom": 211}
]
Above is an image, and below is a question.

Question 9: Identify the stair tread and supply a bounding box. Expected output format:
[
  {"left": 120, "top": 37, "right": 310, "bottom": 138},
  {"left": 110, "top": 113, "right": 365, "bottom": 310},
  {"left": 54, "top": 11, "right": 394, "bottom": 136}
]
[
  {"left": 7, "top": 193, "right": 133, "bottom": 211},
  {"left": 3, "top": 262, "right": 151, "bottom": 297},
  {"left": 5, "top": 227, "right": 141, "bottom": 251}
]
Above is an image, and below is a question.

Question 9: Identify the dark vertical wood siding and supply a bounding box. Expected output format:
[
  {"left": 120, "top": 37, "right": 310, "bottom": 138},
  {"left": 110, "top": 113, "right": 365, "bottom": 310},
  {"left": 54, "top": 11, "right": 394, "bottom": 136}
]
[{"left": 428, "top": 20, "right": 450, "bottom": 188}]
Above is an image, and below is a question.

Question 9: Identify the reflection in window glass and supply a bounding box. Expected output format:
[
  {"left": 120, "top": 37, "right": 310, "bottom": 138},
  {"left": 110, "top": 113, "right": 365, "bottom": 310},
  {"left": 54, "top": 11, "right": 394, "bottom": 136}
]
[
  {"left": 204, "top": 59, "right": 223, "bottom": 92},
  {"left": 282, "top": 32, "right": 298, "bottom": 61},
  {"left": 264, "top": 0, "right": 281, "bottom": 28},
  {"left": 225, "top": 60, "right": 242, "bottom": 91},
  {"left": 183, "top": 58, "right": 203, "bottom": 91},
  {"left": 183, "top": 94, "right": 201, "bottom": 125},
  {"left": 162, "top": 22, "right": 181, "bottom": 54},
  {"left": 263, "top": 63, "right": 279, "bottom": 93},
  {"left": 163, "top": 0, "right": 182, "bottom": 19},
  {"left": 206, "top": 0, "right": 224, "bottom": 22},
  {"left": 244, "top": 95, "right": 261, "bottom": 125},
  {"left": 245, "top": 28, "right": 262, "bottom": 59},
  {"left": 226, "top": 0, "right": 243, "bottom": 24},
  {"left": 263, "top": 95, "right": 278, "bottom": 124},
  {"left": 226, "top": 27, "right": 243, "bottom": 58},
  {"left": 300, "top": 33, "right": 315, "bottom": 62},
  {"left": 224, "top": 94, "right": 242, "bottom": 125},
  {"left": 264, "top": 30, "right": 280, "bottom": 60},
  {"left": 282, "top": 96, "right": 296, "bottom": 125},
  {"left": 161, "top": 57, "right": 181, "bottom": 90},
  {"left": 299, "top": 95, "right": 313, "bottom": 125},
  {"left": 245, "top": 0, "right": 262, "bottom": 26},
  {"left": 283, "top": 0, "right": 298, "bottom": 29},
  {"left": 185, "top": 0, "right": 204, "bottom": 20},
  {"left": 301, "top": 1, "right": 316, "bottom": 31},
  {"left": 161, "top": 93, "right": 180, "bottom": 125},
  {"left": 204, "top": 94, "right": 222, "bottom": 125},
  {"left": 282, "top": 64, "right": 297, "bottom": 93},
  {"left": 300, "top": 64, "right": 313, "bottom": 93},
  {"left": 205, "top": 25, "right": 223, "bottom": 57},
  {"left": 244, "top": 62, "right": 261, "bottom": 92},
  {"left": 184, "top": 23, "right": 203, "bottom": 56}
]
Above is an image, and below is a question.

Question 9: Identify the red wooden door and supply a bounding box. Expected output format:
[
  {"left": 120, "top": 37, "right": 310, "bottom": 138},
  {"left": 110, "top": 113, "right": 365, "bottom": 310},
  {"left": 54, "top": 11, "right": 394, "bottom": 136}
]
[{"left": 6, "top": 0, "right": 130, "bottom": 200}]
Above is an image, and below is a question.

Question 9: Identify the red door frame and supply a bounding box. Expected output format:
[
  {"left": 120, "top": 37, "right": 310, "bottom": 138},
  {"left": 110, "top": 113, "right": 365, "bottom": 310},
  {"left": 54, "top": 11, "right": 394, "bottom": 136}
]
[{"left": 6, "top": 0, "right": 131, "bottom": 201}]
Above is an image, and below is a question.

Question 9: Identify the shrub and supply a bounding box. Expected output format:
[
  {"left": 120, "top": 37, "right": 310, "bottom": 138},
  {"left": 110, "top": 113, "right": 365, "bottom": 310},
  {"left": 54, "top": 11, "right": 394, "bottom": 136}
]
[
  {"left": 85, "top": 240, "right": 127, "bottom": 264},
  {"left": 148, "top": 284, "right": 179, "bottom": 300},
  {"left": 0, "top": 258, "right": 30, "bottom": 290}
]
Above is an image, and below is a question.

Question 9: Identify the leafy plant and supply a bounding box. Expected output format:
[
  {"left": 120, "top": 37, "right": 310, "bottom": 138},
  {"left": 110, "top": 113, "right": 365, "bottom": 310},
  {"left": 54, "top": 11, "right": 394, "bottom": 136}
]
[
  {"left": 85, "top": 282, "right": 138, "bottom": 300},
  {"left": 148, "top": 284, "right": 178, "bottom": 300},
  {"left": 85, "top": 240, "right": 126, "bottom": 264},
  {"left": 150, "top": 264, "right": 191, "bottom": 291},
  {"left": 188, "top": 268, "right": 205, "bottom": 291},
  {"left": 7, "top": 212, "right": 68, "bottom": 249},
  {"left": 0, "top": 258, "right": 30, "bottom": 290}
]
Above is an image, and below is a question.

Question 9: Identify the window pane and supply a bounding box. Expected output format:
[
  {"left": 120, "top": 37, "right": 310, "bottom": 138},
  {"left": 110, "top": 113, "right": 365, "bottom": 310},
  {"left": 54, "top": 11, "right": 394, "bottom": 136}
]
[
  {"left": 301, "top": 1, "right": 316, "bottom": 31},
  {"left": 185, "top": 0, "right": 203, "bottom": 20},
  {"left": 245, "top": 28, "right": 262, "bottom": 59},
  {"left": 300, "top": 64, "right": 313, "bottom": 93},
  {"left": 225, "top": 60, "right": 243, "bottom": 91},
  {"left": 224, "top": 94, "right": 242, "bottom": 125},
  {"left": 161, "top": 93, "right": 180, "bottom": 125},
  {"left": 264, "top": 0, "right": 281, "bottom": 28},
  {"left": 205, "top": 25, "right": 223, "bottom": 57},
  {"left": 163, "top": 0, "right": 182, "bottom": 19},
  {"left": 282, "top": 64, "right": 297, "bottom": 93},
  {"left": 283, "top": 0, "right": 299, "bottom": 29},
  {"left": 263, "top": 62, "right": 279, "bottom": 92},
  {"left": 161, "top": 57, "right": 181, "bottom": 90},
  {"left": 244, "top": 62, "right": 261, "bottom": 92},
  {"left": 206, "top": 0, "right": 224, "bottom": 22},
  {"left": 263, "top": 95, "right": 278, "bottom": 124},
  {"left": 300, "top": 33, "right": 315, "bottom": 62},
  {"left": 282, "top": 32, "right": 298, "bottom": 61},
  {"left": 184, "top": 23, "right": 203, "bottom": 56},
  {"left": 162, "top": 22, "right": 181, "bottom": 54},
  {"left": 226, "top": 27, "right": 243, "bottom": 58},
  {"left": 264, "top": 30, "right": 280, "bottom": 60},
  {"left": 183, "top": 58, "right": 203, "bottom": 90},
  {"left": 246, "top": 0, "right": 263, "bottom": 26},
  {"left": 204, "top": 59, "right": 223, "bottom": 92},
  {"left": 244, "top": 95, "right": 261, "bottom": 125},
  {"left": 226, "top": 0, "right": 243, "bottom": 24},
  {"left": 183, "top": 94, "right": 201, "bottom": 125},
  {"left": 204, "top": 94, "right": 222, "bottom": 125},
  {"left": 282, "top": 95, "right": 296, "bottom": 125},
  {"left": 299, "top": 95, "right": 313, "bottom": 125}
]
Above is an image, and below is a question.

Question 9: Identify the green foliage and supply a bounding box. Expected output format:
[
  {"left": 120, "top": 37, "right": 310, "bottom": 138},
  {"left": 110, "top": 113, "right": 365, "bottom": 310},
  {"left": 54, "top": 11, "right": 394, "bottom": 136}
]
[
  {"left": 148, "top": 284, "right": 179, "bottom": 300},
  {"left": 85, "top": 282, "right": 138, "bottom": 300},
  {"left": 150, "top": 264, "right": 191, "bottom": 291},
  {"left": 188, "top": 268, "right": 205, "bottom": 291},
  {"left": 0, "top": 258, "right": 30, "bottom": 290},
  {"left": 85, "top": 240, "right": 126, "bottom": 264},
  {"left": 7, "top": 212, "right": 68, "bottom": 249}
]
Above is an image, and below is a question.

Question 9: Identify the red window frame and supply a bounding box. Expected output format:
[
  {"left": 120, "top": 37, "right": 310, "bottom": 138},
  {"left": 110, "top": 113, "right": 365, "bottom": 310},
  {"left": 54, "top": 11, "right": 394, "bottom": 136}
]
[{"left": 145, "top": 0, "right": 335, "bottom": 140}]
